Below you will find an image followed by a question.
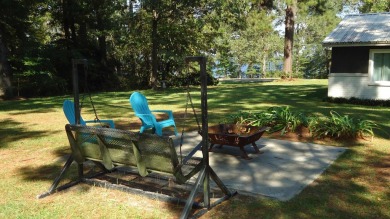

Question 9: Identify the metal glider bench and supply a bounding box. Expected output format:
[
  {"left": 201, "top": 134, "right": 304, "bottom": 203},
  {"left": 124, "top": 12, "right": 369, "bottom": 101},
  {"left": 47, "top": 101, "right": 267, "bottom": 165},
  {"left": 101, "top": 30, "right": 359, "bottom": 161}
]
[{"left": 38, "top": 124, "right": 236, "bottom": 218}]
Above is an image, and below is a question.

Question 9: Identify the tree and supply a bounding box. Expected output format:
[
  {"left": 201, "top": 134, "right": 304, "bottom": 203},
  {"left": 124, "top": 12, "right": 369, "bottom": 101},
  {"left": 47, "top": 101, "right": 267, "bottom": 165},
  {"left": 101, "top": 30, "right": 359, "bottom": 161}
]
[
  {"left": 209, "top": 0, "right": 279, "bottom": 78},
  {"left": 283, "top": 0, "right": 297, "bottom": 78},
  {"left": 230, "top": 10, "right": 280, "bottom": 78},
  {"left": 0, "top": 37, "right": 12, "bottom": 98},
  {"left": 132, "top": 0, "right": 209, "bottom": 88},
  {"left": 293, "top": 0, "right": 343, "bottom": 78},
  {"left": 275, "top": 0, "right": 345, "bottom": 79},
  {"left": 359, "top": 0, "right": 390, "bottom": 12},
  {"left": 0, "top": 0, "right": 40, "bottom": 98},
  {"left": 1, "top": 0, "right": 352, "bottom": 97}
]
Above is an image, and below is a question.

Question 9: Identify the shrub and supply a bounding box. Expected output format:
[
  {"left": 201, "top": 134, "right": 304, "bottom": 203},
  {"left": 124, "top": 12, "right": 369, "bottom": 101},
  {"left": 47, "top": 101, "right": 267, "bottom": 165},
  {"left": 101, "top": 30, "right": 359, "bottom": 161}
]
[
  {"left": 324, "top": 97, "right": 390, "bottom": 107},
  {"left": 18, "top": 72, "right": 67, "bottom": 97},
  {"left": 226, "top": 108, "right": 377, "bottom": 141},
  {"left": 266, "top": 106, "right": 308, "bottom": 135},
  {"left": 227, "top": 111, "right": 273, "bottom": 127},
  {"left": 226, "top": 106, "right": 308, "bottom": 135},
  {"left": 308, "top": 111, "right": 377, "bottom": 140},
  {"left": 167, "top": 71, "right": 218, "bottom": 87}
]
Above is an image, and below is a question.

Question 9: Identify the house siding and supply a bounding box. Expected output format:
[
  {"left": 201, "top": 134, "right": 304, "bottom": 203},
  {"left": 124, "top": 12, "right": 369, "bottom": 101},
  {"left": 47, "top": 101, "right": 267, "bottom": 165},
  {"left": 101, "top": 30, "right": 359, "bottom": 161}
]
[{"left": 328, "top": 73, "right": 390, "bottom": 100}]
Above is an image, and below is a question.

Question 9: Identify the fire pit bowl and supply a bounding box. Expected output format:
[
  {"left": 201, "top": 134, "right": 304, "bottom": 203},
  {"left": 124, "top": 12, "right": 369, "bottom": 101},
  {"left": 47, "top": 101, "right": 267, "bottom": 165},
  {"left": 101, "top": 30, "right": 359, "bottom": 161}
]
[{"left": 208, "top": 124, "right": 269, "bottom": 159}]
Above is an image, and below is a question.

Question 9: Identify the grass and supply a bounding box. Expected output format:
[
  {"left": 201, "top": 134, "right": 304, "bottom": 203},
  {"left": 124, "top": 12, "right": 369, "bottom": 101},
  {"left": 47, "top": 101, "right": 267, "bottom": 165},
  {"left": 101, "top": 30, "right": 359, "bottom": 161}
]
[{"left": 0, "top": 79, "right": 389, "bottom": 218}]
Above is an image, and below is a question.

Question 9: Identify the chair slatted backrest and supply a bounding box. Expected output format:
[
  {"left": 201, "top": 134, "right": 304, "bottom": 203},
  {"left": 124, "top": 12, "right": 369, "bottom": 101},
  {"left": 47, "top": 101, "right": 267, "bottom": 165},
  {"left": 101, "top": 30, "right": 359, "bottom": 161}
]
[
  {"left": 63, "top": 100, "right": 87, "bottom": 125},
  {"left": 129, "top": 92, "right": 154, "bottom": 125}
]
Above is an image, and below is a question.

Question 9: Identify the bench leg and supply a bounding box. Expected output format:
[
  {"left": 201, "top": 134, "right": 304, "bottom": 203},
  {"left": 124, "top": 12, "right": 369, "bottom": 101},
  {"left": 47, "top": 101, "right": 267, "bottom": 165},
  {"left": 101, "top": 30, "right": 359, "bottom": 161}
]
[{"left": 37, "top": 155, "right": 80, "bottom": 199}]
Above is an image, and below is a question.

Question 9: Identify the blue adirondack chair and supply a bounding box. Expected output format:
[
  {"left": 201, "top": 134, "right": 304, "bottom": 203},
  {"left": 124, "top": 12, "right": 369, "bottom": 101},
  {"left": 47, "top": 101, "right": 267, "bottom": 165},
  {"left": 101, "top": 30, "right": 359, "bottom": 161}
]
[
  {"left": 129, "top": 92, "right": 178, "bottom": 136},
  {"left": 63, "top": 100, "right": 115, "bottom": 128}
]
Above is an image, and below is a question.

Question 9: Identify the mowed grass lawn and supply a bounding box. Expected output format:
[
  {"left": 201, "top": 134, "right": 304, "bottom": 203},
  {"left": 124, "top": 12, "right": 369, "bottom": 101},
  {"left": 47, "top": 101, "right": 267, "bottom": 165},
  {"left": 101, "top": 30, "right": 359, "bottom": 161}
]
[{"left": 0, "top": 79, "right": 389, "bottom": 218}]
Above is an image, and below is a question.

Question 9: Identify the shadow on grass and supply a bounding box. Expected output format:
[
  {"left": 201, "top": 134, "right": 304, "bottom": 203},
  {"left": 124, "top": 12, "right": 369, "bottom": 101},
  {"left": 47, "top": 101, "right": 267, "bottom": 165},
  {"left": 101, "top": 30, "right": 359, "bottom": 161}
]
[
  {"left": 0, "top": 119, "right": 48, "bottom": 149},
  {"left": 0, "top": 95, "right": 69, "bottom": 113},
  {"left": 18, "top": 146, "right": 92, "bottom": 196},
  {"left": 19, "top": 146, "right": 71, "bottom": 180}
]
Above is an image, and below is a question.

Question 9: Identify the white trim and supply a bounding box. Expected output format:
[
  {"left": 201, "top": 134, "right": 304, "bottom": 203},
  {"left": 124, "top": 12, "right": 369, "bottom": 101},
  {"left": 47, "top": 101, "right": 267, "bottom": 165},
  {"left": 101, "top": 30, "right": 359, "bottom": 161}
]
[
  {"left": 329, "top": 73, "right": 367, "bottom": 77},
  {"left": 368, "top": 82, "right": 390, "bottom": 87},
  {"left": 368, "top": 49, "right": 390, "bottom": 85}
]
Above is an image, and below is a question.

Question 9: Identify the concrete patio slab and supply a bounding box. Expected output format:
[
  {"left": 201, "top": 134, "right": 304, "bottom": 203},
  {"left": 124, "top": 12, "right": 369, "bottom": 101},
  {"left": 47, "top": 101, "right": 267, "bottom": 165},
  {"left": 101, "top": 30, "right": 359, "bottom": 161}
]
[{"left": 172, "top": 131, "right": 346, "bottom": 201}]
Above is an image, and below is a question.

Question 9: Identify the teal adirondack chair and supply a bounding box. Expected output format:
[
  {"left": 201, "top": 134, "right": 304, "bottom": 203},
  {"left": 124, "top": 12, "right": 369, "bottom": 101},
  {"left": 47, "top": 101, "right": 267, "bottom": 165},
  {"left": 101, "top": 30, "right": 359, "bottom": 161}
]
[
  {"left": 129, "top": 92, "right": 178, "bottom": 136},
  {"left": 63, "top": 100, "right": 115, "bottom": 128}
]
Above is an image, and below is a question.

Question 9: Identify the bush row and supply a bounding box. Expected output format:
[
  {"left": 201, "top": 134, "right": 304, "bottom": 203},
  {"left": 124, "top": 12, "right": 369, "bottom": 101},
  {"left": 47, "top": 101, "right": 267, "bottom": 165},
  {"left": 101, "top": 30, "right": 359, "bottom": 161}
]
[
  {"left": 226, "top": 106, "right": 377, "bottom": 140},
  {"left": 324, "top": 97, "right": 390, "bottom": 107}
]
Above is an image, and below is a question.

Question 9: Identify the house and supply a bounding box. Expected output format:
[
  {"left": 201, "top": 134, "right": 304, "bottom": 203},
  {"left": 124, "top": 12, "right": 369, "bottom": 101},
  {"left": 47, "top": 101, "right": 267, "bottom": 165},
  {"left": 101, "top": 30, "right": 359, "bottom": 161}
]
[{"left": 323, "top": 12, "right": 390, "bottom": 100}]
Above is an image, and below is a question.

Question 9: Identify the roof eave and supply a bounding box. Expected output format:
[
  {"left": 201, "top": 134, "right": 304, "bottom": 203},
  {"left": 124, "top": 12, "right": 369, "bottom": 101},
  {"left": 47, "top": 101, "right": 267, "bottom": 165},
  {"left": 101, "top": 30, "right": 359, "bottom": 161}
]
[{"left": 322, "top": 41, "right": 390, "bottom": 48}]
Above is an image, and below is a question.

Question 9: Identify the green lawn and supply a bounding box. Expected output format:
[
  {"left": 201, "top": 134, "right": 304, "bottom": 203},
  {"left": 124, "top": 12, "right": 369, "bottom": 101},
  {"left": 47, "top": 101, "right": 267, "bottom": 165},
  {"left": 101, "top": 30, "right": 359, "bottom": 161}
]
[{"left": 0, "top": 79, "right": 389, "bottom": 218}]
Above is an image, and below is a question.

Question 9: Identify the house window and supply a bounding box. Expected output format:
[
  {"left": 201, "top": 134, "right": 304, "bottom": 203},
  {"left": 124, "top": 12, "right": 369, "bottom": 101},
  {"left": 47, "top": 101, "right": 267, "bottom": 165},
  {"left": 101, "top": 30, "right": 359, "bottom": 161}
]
[{"left": 369, "top": 49, "right": 390, "bottom": 85}]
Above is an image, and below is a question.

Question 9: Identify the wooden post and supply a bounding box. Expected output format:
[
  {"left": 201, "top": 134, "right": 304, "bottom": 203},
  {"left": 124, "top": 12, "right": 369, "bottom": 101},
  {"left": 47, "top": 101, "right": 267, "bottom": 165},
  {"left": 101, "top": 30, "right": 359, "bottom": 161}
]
[
  {"left": 71, "top": 59, "right": 88, "bottom": 125},
  {"left": 181, "top": 56, "right": 210, "bottom": 217},
  {"left": 198, "top": 57, "right": 211, "bottom": 208}
]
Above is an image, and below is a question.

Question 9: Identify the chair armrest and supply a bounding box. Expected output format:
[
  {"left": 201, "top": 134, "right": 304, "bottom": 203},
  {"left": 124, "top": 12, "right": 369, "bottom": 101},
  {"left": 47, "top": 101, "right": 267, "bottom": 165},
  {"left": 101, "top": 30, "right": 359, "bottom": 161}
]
[
  {"left": 150, "top": 110, "right": 174, "bottom": 120},
  {"left": 135, "top": 113, "right": 157, "bottom": 124},
  {"left": 84, "top": 120, "right": 115, "bottom": 128}
]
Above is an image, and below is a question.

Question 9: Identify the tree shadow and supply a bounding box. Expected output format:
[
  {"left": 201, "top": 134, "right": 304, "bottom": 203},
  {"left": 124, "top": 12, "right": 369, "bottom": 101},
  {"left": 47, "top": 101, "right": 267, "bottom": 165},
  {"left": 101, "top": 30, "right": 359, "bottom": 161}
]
[
  {"left": 0, "top": 95, "right": 68, "bottom": 114},
  {"left": 0, "top": 119, "right": 47, "bottom": 149}
]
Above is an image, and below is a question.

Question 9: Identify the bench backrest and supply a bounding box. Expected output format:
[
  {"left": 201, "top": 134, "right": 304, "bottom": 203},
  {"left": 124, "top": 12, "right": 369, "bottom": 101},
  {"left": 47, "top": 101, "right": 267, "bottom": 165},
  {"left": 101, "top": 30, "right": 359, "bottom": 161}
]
[{"left": 65, "top": 124, "right": 179, "bottom": 176}]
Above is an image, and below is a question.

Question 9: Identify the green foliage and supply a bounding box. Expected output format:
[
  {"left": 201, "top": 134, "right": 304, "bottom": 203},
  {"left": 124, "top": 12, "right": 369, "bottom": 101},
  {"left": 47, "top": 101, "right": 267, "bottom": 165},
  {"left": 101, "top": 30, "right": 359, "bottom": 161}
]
[
  {"left": 308, "top": 111, "right": 377, "bottom": 139},
  {"left": 227, "top": 106, "right": 308, "bottom": 135},
  {"left": 267, "top": 70, "right": 286, "bottom": 78},
  {"left": 167, "top": 71, "right": 218, "bottom": 87},
  {"left": 229, "top": 10, "right": 281, "bottom": 76},
  {"left": 0, "top": 0, "right": 357, "bottom": 97},
  {"left": 18, "top": 72, "right": 67, "bottom": 97},
  {"left": 267, "top": 106, "right": 308, "bottom": 135},
  {"left": 359, "top": 0, "right": 390, "bottom": 13},
  {"left": 324, "top": 97, "right": 390, "bottom": 107},
  {"left": 293, "top": 0, "right": 342, "bottom": 79},
  {"left": 226, "top": 106, "right": 377, "bottom": 140},
  {"left": 227, "top": 111, "right": 272, "bottom": 127}
]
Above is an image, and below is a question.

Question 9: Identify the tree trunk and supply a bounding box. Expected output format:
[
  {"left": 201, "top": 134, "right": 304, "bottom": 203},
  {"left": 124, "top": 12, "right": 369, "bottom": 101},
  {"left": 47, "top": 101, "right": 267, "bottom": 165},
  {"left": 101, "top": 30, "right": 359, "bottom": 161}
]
[
  {"left": 150, "top": 10, "right": 158, "bottom": 89},
  {"left": 262, "top": 55, "right": 267, "bottom": 78},
  {"left": 0, "top": 36, "right": 13, "bottom": 98},
  {"left": 94, "top": 1, "right": 108, "bottom": 77},
  {"left": 98, "top": 36, "right": 108, "bottom": 67},
  {"left": 63, "top": 0, "right": 71, "bottom": 47},
  {"left": 283, "top": 1, "right": 296, "bottom": 79}
]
